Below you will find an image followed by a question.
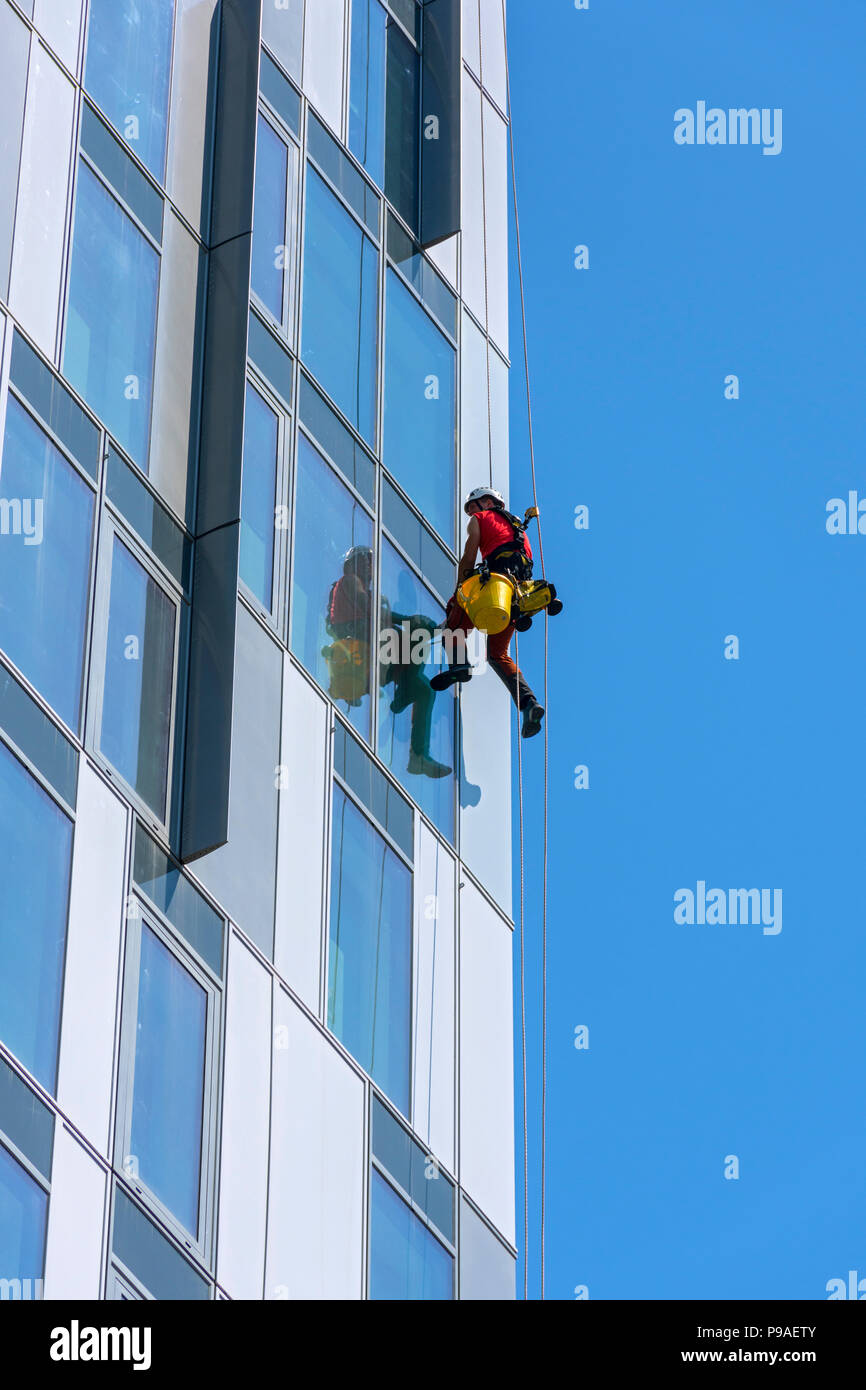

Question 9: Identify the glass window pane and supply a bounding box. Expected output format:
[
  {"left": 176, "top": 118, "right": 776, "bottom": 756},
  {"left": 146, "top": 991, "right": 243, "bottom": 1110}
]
[
  {"left": 379, "top": 537, "right": 455, "bottom": 841},
  {"left": 370, "top": 1169, "right": 453, "bottom": 1300},
  {"left": 112, "top": 1188, "right": 210, "bottom": 1301},
  {"left": 301, "top": 167, "right": 379, "bottom": 448},
  {"left": 10, "top": 333, "right": 100, "bottom": 481},
  {"left": 239, "top": 383, "right": 279, "bottom": 610},
  {"left": 328, "top": 788, "right": 412, "bottom": 1111},
  {"left": 385, "top": 19, "right": 420, "bottom": 232},
  {"left": 0, "top": 1055, "right": 55, "bottom": 1181},
  {"left": 133, "top": 826, "right": 224, "bottom": 979},
  {"left": 291, "top": 435, "right": 374, "bottom": 741},
  {"left": 85, "top": 0, "right": 176, "bottom": 179},
  {"left": 0, "top": 666, "right": 79, "bottom": 810},
  {"left": 0, "top": 398, "right": 94, "bottom": 729},
  {"left": 129, "top": 926, "right": 207, "bottom": 1238},
  {"left": 0, "top": 1143, "right": 47, "bottom": 1291},
  {"left": 64, "top": 163, "right": 159, "bottom": 469},
  {"left": 251, "top": 115, "right": 288, "bottom": 324},
  {"left": 100, "top": 537, "right": 176, "bottom": 820},
  {"left": 0, "top": 741, "right": 73, "bottom": 1092},
  {"left": 261, "top": 0, "right": 304, "bottom": 84},
  {"left": 350, "top": 0, "right": 387, "bottom": 188},
  {"left": 384, "top": 270, "right": 455, "bottom": 547}
]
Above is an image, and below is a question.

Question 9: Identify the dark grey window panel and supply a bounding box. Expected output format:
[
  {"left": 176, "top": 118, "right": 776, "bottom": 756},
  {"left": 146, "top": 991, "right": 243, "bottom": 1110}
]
[
  {"left": 10, "top": 333, "right": 100, "bottom": 481},
  {"left": 208, "top": 0, "right": 261, "bottom": 249},
  {"left": 307, "top": 112, "right": 380, "bottom": 236},
  {"left": 182, "top": 0, "right": 261, "bottom": 862},
  {"left": 459, "top": 1198, "right": 516, "bottom": 1300},
  {"left": 333, "top": 721, "right": 414, "bottom": 859},
  {"left": 382, "top": 476, "right": 456, "bottom": 599},
  {"left": 298, "top": 373, "right": 375, "bottom": 507},
  {"left": 107, "top": 448, "right": 192, "bottom": 591},
  {"left": 80, "top": 103, "right": 164, "bottom": 244},
  {"left": 0, "top": 662, "right": 78, "bottom": 809},
  {"left": 372, "top": 1094, "right": 454, "bottom": 1243},
  {"left": 113, "top": 1188, "right": 210, "bottom": 1301},
  {"left": 260, "top": 48, "right": 301, "bottom": 136},
  {"left": 181, "top": 523, "right": 240, "bottom": 863},
  {"left": 133, "top": 825, "right": 224, "bottom": 977},
  {"left": 419, "top": 0, "right": 461, "bottom": 249},
  {"left": 0, "top": 1053, "right": 54, "bottom": 1182},
  {"left": 386, "top": 212, "right": 457, "bottom": 337},
  {"left": 248, "top": 310, "right": 293, "bottom": 407},
  {"left": 389, "top": 0, "right": 421, "bottom": 44}
]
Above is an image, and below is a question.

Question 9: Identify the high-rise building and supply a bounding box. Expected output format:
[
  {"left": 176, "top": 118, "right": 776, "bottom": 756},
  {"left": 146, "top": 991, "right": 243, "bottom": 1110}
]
[{"left": 0, "top": 0, "right": 515, "bottom": 1300}]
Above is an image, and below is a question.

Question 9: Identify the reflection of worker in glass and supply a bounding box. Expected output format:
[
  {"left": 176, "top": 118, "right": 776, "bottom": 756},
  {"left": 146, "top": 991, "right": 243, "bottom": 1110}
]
[
  {"left": 323, "top": 545, "right": 375, "bottom": 709},
  {"left": 380, "top": 570, "right": 451, "bottom": 782},
  {"left": 324, "top": 546, "right": 450, "bottom": 780}
]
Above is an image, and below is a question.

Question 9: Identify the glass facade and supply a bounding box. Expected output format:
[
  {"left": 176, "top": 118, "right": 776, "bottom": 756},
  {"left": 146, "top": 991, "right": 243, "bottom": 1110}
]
[
  {"left": 291, "top": 432, "right": 374, "bottom": 740},
  {"left": 370, "top": 1168, "right": 453, "bottom": 1299},
  {"left": 0, "top": 397, "right": 94, "bottom": 730},
  {"left": 240, "top": 382, "right": 279, "bottom": 610},
  {"left": 85, "top": 0, "right": 176, "bottom": 180},
  {"left": 99, "top": 536, "right": 176, "bottom": 821},
  {"left": 0, "top": 1142, "right": 48, "bottom": 1287},
  {"left": 127, "top": 924, "right": 207, "bottom": 1239},
  {"left": 301, "top": 167, "right": 378, "bottom": 448},
  {"left": 64, "top": 162, "right": 160, "bottom": 470},
  {"left": 0, "top": 741, "right": 72, "bottom": 1093},
  {"left": 328, "top": 786, "right": 412, "bottom": 1112},
  {"left": 0, "top": 0, "right": 515, "bottom": 1302}
]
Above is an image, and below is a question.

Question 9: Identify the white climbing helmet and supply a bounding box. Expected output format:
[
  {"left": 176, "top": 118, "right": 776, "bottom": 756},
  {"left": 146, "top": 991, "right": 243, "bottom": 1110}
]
[{"left": 464, "top": 486, "right": 506, "bottom": 514}]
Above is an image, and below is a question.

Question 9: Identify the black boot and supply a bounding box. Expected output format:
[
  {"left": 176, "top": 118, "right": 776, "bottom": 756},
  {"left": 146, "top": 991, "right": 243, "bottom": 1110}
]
[
  {"left": 521, "top": 703, "right": 545, "bottom": 739},
  {"left": 431, "top": 662, "right": 472, "bottom": 693}
]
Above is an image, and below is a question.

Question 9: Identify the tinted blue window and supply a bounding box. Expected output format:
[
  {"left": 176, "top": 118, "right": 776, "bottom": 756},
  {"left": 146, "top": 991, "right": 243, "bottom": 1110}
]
[
  {"left": 384, "top": 270, "right": 455, "bottom": 546},
  {"left": 251, "top": 115, "right": 288, "bottom": 324},
  {"left": 0, "top": 1143, "right": 47, "bottom": 1290},
  {"left": 291, "top": 435, "right": 374, "bottom": 741},
  {"left": 349, "top": 0, "right": 387, "bottom": 187},
  {"left": 64, "top": 163, "right": 159, "bottom": 469},
  {"left": 0, "top": 399, "right": 94, "bottom": 730},
  {"left": 100, "top": 537, "right": 175, "bottom": 820},
  {"left": 370, "top": 1170, "right": 453, "bottom": 1300},
  {"left": 329, "top": 788, "right": 412, "bottom": 1112},
  {"left": 301, "top": 168, "right": 378, "bottom": 448},
  {"left": 0, "top": 742, "right": 72, "bottom": 1092},
  {"left": 85, "top": 0, "right": 175, "bottom": 179},
  {"left": 129, "top": 926, "right": 207, "bottom": 1238},
  {"left": 240, "top": 383, "right": 279, "bottom": 610},
  {"left": 379, "top": 538, "right": 455, "bottom": 841}
]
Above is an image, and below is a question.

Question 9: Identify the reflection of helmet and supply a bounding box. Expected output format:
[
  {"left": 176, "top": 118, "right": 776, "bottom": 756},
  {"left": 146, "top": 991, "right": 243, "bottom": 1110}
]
[
  {"left": 464, "top": 486, "right": 505, "bottom": 514},
  {"left": 344, "top": 545, "right": 373, "bottom": 574}
]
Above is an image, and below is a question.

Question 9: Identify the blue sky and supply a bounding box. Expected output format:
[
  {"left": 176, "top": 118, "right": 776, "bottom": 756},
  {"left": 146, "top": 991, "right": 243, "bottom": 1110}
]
[{"left": 505, "top": 0, "right": 866, "bottom": 1299}]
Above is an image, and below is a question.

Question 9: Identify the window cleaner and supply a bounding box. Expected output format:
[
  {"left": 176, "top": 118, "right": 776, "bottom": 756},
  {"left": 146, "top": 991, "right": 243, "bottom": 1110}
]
[{"left": 431, "top": 488, "right": 562, "bottom": 738}]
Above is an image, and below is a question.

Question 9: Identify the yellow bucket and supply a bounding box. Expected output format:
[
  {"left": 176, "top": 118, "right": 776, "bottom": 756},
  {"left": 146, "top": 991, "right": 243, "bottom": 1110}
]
[
  {"left": 322, "top": 638, "right": 369, "bottom": 702},
  {"left": 456, "top": 573, "right": 514, "bottom": 635}
]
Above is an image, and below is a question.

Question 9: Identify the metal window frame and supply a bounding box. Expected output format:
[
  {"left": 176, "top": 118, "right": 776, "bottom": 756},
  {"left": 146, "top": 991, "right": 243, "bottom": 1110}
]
[
  {"left": 250, "top": 103, "right": 301, "bottom": 346},
  {"left": 86, "top": 511, "right": 184, "bottom": 839},
  {"left": 113, "top": 907, "right": 221, "bottom": 1269}
]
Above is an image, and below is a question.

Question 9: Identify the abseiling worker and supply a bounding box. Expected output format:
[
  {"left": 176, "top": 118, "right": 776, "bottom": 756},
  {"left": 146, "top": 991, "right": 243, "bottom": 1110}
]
[{"left": 432, "top": 487, "right": 545, "bottom": 739}]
